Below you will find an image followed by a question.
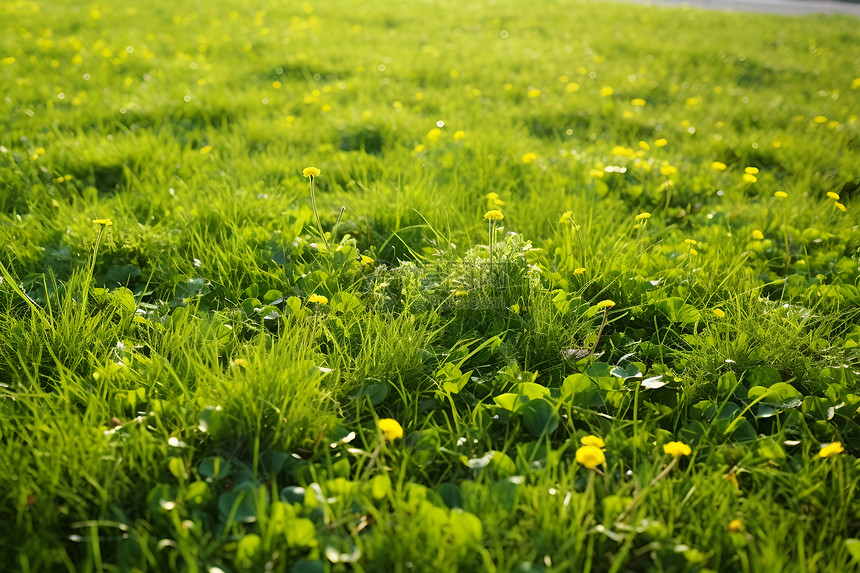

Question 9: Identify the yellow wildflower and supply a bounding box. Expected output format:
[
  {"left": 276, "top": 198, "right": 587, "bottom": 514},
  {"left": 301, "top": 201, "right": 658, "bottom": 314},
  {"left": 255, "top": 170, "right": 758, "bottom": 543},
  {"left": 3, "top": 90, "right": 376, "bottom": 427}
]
[
  {"left": 727, "top": 519, "right": 744, "bottom": 532},
  {"left": 453, "top": 130, "right": 466, "bottom": 141},
  {"left": 655, "top": 138, "right": 667, "bottom": 147},
  {"left": 826, "top": 192, "right": 840, "bottom": 200},
  {"left": 303, "top": 166, "right": 321, "bottom": 178},
  {"left": 835, "top": 202, "right": 847, "bottom": 212},
  {"left": 660, "top": 164, "right": 678, "bottom": 176},
  {"left": 589, "top": 168, "right": 605, "bottom": 178},
  {"left": 752, "top": 230, "right": 764, "bottom": 240},
  {"left": 631, "top": 98, "right": 646, "bottom": 107},
  {"left": 308, "top": 294, "right": 328, "bottom": 305},
  {"left": 689, "top": 248, "right": 698, "bottom": 256},
  {"left": 774, "top": 191, "right": 788, "bottom": 199},
  {"left": 528, "top": 88, "right": 541, "bottom": 98},
  {"left": 232, "top": 358, "right": 248, "bottom": 368},
  {"left": 711, "top": 161, "right": 727, "bottom": 171},
  {"left": 635, "top": 212, "right": 651, "bottom": 221},
  {"left": 813, "top": 116, "right": 828, "bottom": 124},
  {"left": 818, "top": 442, "right": 844, "bottom": 458},
  {"left": 663, "top": 441, "right": 692, "bottom": 458},
  {"left": 200, "top": 145, "right": 213, "bottom": 154},
  {"left": 573, "top": 267, "right": 585, "bottom": 275},
  {"left": 484, "top": 210, "right": 504, "bottom": 221},
  {"left": 575, "top": 445, "right": 605, "bottom": 469},
  {"left": 600, "top": 86, "right": 614, "bottom": 97},
  {"left": 92, "top": 218, "right": 113, "bottom": 226},
  {"left": 378, "top": 418, "right": 403, "bottom": 441},
  {"left": 559, "top": 211, "right": 573, "bottom": 224},
  {"left": 360, "top": 255, "right": 374, "bottom": 266},
  {"left": 580, "top": 435, "right": 605, "bottom": 449},
  {"left": 685, "top": 239, "right": 697, "bottom": 246},
  {"left": 596, "top": 300, "right": 616, "bottom": 310},
  {"left": 743, "top": 174, "right": 757, "bottom": 183},
  {"left": 712, "top": 308, "right": 726, "bottom": 318},
  {"left": 522, "top": 152, "right": 537, "bottom": 164},
  {"left": 745, "top": 166, "right": 759, "bottom": 175}
]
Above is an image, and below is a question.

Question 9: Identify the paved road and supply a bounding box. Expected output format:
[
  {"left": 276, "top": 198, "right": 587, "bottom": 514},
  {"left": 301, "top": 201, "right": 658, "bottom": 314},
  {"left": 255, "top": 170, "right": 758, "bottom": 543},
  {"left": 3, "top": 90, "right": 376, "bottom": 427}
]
[{"left": 617, "top": 0, "right": 860, "bottom": 16}]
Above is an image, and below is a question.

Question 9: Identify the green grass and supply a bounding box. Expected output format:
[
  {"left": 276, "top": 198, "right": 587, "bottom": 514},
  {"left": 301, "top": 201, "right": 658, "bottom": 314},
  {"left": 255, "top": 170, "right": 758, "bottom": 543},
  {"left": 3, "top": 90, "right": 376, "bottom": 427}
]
[{"left": 2, "top": 0, "right": 860, "bottom": 571}]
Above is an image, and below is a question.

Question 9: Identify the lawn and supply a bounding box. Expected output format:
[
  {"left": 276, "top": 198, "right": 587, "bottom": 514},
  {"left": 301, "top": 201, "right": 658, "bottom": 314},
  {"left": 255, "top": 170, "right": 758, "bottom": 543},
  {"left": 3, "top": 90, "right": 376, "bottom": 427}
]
[{"left": 1, "top": 0, "right": 859, "bottom": 571}]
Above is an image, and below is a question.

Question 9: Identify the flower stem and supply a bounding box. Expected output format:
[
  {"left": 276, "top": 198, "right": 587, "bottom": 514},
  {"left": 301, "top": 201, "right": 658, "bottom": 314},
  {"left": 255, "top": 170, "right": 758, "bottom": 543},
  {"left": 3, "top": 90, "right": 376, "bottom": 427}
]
[{"left": 309, "top": 175, "right": 330, "bottom": 252}]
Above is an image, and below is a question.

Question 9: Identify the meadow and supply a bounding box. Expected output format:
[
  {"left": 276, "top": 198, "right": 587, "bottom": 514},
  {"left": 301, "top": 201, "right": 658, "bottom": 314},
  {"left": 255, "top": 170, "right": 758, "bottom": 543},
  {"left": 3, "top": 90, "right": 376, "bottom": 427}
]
[{"left": 1, "top": 0, "right": 859, "bottom": 571}]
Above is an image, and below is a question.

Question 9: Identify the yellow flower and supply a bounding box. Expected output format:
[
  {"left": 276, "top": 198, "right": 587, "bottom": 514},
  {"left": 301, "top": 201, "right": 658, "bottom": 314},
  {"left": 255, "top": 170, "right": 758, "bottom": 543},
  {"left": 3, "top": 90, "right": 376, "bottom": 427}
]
[
  {"left": 92, "top": 218, "right": 113, "bottom": 226},
  {"left": 631, "top": 98, "right": 646, "bottom": 107},
  {"left": 774, "top": 191, "right": 788, "bottom": 199},
  {"left": 835, "top": 202, "right": 847, "bottom": 212},
  {"left": 744, "top": 166, "right": 759, "bottom": 175},
  {"left": 853, "top": 78, "right": 860, "bottom": 90},
  {"left": 303, "top": 166, "right": 321, "bottom": 178},
  {"left": 573, "top": 267, "right": 585, "bottom": 275},
  {"left": 522, "top": 152, "right": 537, "bottom": 164},
  {"left": 685, "top": 239, "right": 697, "bottom": 246},
  {"left": 826, "top": 192, "right": 840, "bottom": 200},
  {"left": 813, "top": 115, "right": 828, "bottom": 124},
  {"left": 688, "top": 248, "right": 698, "bottom": 256},
  {"left": 360, "top": 255, "right": 374, "bottom": 266},
  {"left": 660, "top": 164, "right": 677, "bottom": 176},
  {"left": 200, "top": 145, "right": 213, "bottom": 154},
  {"left": 589, "top": 168, "right": 605, "bottom": 178},
  {"left": 635, "top": 212, "right": 651, "bottom": 221},
  {"left": 711, "top": 161, "right": 727, "bottom": 171},
  {"left": 453, "top": 130, "right": 466, "bottom": 141},
  {"left": 308, "top": 294, "right": 328, "bottom": 305},
  {"left": 638, "top": 141, "right": 650, "bottom": 150},
  {"left": 712, "top": 308, "right": 725, "bottom": 318},
  {"left": 528, "top": 88, "right": 541, "bottom": 98},
  {"left": 596, "top": 300, "right": 616, "bottom": 310},
  {"left": 510, "top": 303, "right": 520, "bottom": 315},
  {"left": 752, "top": 229, "right": 764, "bottom": 240},
  {"left": 818, "top": 442, "right": 844, "bottom": 458},
  {"left": 486, "top": 192, "right": 499, "bottom": 201},
  {"left": 580, "top": 435, "right": 605, "bottom": 449},
  {"left": 233, "top": 358, "right": 248, "bottom": 368},
  {"left": 484, "top": 210, "right": 504, "bottom": 221},
  {"left": 575, "top": 445, "right": 605, "bottom": 468},
  {"left": 453, "top": 290, "right": 469, "bottom": 297},
  {"left": 559, "top": 210, "right": 573, "bottom": 224},
  {"left": 600, "top": 86, "right": 614, "bottom": 97},
  {"left": 426, "top": 128, "right": 442, "bottom": 142},
  {"left": 743, "top": 174, "right": 757, "bottom": 183},
  {"left": 378, "top": 418, "right": 403, "bottom": 441},
  {"left": 727, "top": 519, "right": 744, "bottom": 532},
  {"left": 654, "top": 138, "right": 668, "bottom": 147},
  {"left": 663, "top": 441, "right": 692, "bottom": 458}
]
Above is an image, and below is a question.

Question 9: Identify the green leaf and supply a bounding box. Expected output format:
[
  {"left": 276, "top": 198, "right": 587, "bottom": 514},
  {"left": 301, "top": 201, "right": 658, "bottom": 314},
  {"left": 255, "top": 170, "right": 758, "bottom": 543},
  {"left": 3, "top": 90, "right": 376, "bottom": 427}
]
[
  {"left": 198, "top": 405, "right": 227, "bottom": 439},
  {"left": 610, "top": 363, "right": 642, "bottom": 380},
  {"left": 493, "top": 392, "right": 529, "bottom": 412},
  {"left": 287, "top": 518, "right": 318, "bottom": 548},
  {"left": 262, "top": 289, "right": 283, "bottom": 304},
  {"left": 199, "top": 456, "right": 230, "bottom": 481},
  {"left": 218, "top": 483, "right": 259, "bottom": 524},
  {"left": 236, "top": 534, "right": 262, "bottom": 569},
  {"left": 522, "top": 399, "right": 559, "bottom": 437},
  {"left": 353, "top": 382, "right": 388, "bottom": 405},
  {"left": 515, "top": 382, "right": 551, "bottom": 400},
  {"left": 561, "top": 374, "right": 604, "bottom": 408},
  {"left": 369, "top": 474, "right": 391, "bottom": 500},
  {"left": 448, "top": 509, "right": 483, "bottom": 546},
  {"left": 330, "top": 291, "right": 362, "bottom": 313}
]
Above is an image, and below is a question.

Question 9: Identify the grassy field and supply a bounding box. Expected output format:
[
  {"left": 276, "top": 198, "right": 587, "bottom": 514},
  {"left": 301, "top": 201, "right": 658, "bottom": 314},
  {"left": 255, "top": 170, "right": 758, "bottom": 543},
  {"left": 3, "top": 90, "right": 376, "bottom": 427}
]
[{"left": 2, "top": 0, "right": 860, "bottom": 571}]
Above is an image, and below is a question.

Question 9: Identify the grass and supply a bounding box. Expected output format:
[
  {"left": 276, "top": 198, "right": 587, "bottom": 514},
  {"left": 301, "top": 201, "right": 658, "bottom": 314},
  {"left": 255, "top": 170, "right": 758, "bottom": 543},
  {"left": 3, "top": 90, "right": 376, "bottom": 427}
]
[{"left": 1, "top": 0, "right": 860, "bottom": 571}]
